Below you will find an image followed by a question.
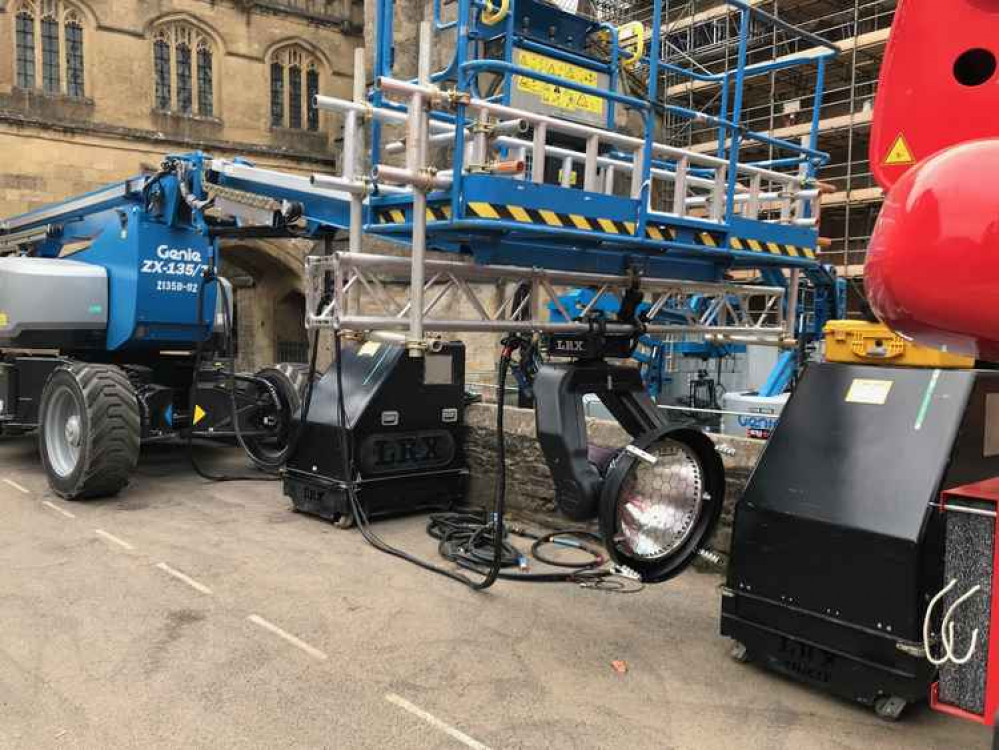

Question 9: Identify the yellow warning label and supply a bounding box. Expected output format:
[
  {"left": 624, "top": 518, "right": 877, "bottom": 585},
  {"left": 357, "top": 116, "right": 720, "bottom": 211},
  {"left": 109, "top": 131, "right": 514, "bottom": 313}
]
[
  {"left": 845, "top": 379, "right": 893, "bottom": 406},
  {"left": 884, "top": 133, "right": 915, "bottom": 166},
  {"left": 193, "top": 405, "right": 206, "bottom": 425},
  {"left": 557, "top": 168, "right": 579, "bottom": 186},
  {"left": 513, "top": 49, "right": 604, "bottom": 116},
  {"left": 0, "top": 312, "right": 7, "bottom": 327}
]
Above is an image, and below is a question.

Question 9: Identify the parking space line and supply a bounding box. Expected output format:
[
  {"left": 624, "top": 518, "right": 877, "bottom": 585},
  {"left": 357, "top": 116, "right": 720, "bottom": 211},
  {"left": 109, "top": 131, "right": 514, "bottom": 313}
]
[
  {"left": 41, "top": 500, "right": 76, "bottom": 519},
  {"left": 155, "top": 562, "right": 212, "bottom": 595},
  {"left": 246, "top": 614, "right": 328, "bottom": 661},
  {"left": 3, "top": 478, "right": 30, "bottom": 494},
  {"left": 385, "top": 693, "right": 492, "bottom": 750},
  {"left": 95, "top": 529, "right": 135, "bottom": 551}
]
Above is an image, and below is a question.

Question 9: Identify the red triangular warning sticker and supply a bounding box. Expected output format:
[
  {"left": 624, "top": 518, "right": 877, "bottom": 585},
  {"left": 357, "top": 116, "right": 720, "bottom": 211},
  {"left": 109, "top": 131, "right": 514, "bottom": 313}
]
[{"left": 884, "top": 133, "right": 915, "bottom": 166}]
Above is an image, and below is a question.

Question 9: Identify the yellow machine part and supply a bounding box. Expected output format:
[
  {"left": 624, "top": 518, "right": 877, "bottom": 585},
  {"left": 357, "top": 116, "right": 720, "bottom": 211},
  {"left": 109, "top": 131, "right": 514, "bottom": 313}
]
[{"left": 823, "top": 320, "right": 975, "bottom": 368}]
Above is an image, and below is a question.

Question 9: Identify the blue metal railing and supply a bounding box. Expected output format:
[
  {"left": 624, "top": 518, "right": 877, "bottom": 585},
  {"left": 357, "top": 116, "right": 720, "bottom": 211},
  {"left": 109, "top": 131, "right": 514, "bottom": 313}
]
[{"left": 371, "top": 0, "right": 837, "bottom": 240}]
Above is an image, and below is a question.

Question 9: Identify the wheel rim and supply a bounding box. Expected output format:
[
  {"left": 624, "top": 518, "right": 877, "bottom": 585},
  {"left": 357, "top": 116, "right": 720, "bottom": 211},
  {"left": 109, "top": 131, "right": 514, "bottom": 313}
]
[{"left": 45, "top": 384, "right": 83, "bottom": 478}]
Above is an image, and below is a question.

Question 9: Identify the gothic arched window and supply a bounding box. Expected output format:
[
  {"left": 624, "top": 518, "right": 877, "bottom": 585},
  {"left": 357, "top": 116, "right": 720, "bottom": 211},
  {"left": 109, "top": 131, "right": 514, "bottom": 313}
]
[
  {"left": 269, "top": 44, "right": 321, "bottom": 132},
  {"left": 151, "top": 21, "right": 216, "bottom": 117},
  {"left": 13, "top": 0, "right": 86, "bottom": 98}
]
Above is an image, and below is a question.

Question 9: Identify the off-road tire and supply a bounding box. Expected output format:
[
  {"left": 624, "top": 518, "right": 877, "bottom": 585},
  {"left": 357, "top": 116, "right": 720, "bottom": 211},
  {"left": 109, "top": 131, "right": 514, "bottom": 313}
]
[{"left": 39, "top": 363, "right": 140, "bottom": 500}]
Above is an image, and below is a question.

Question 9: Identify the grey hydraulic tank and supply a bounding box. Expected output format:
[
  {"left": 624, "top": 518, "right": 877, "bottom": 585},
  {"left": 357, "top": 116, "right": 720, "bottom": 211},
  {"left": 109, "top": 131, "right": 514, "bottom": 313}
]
[{"left": 0, "top": 257, "right": 107, "bottom": 348}]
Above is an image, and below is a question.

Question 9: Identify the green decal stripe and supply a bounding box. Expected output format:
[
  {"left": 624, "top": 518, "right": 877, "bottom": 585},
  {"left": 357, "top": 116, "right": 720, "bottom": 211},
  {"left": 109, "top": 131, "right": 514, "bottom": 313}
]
[{"left": 914, "top": 369, "right": 941, "bottom": 431}]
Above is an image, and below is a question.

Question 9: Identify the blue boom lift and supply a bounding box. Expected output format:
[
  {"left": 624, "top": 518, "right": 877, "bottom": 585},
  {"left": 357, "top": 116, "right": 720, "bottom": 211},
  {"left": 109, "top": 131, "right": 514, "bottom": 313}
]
[{"left": 0, "top": 153, "right": 350, "bottom": 498}]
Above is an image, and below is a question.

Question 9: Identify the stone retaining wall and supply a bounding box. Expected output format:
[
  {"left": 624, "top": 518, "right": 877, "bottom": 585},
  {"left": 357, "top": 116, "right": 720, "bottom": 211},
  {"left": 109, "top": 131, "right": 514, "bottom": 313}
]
[{"left": 464, "top": 403, "right": 764, "bottom": 554}]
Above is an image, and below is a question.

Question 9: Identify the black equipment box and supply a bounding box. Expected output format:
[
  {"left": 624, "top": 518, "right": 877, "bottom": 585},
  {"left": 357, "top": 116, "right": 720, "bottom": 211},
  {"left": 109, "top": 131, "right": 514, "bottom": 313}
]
[
  {"left": 722, "top": 362, "right": 999, "bottom": 708},
  {"left": 283, "top": 340, "right": 467, "bottom": 523}
]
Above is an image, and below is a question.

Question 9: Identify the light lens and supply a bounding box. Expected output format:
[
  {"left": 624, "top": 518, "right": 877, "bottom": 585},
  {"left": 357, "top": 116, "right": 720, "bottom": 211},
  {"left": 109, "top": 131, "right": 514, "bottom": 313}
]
[{"left": 615, "top": 438, "right": 704, "bottom": 560}]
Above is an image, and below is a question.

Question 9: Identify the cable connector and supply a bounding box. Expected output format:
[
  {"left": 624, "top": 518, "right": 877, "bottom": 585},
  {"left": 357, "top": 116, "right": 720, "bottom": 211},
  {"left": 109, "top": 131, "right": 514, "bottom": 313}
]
[
  {"left": 611, "top": 564, "right": 642, "bottom": 581},
  {"left": 697, "top": 548, "right": 722, "bottom": 566}
]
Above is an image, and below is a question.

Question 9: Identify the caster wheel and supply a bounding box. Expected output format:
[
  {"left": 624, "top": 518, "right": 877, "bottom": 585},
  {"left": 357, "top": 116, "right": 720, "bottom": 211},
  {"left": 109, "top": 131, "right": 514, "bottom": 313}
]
[
  {"left": 874, "top": 695, "right": 906, "bottom": 722},
  {"left": 729, "top": 641, "right": 751, "bottom": 664},
  {"left": 334, "top": 512, "right": 355, "bottom": 529}
]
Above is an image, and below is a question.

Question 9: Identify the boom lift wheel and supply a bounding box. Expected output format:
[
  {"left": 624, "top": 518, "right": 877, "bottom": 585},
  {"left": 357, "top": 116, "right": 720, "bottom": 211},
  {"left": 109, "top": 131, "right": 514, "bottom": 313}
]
[
  {"left": 38, "top": 363, "right": 140, "bottom": 500},
  {"left": 242, "top": 363, "right": 312, "bottom": 466}
]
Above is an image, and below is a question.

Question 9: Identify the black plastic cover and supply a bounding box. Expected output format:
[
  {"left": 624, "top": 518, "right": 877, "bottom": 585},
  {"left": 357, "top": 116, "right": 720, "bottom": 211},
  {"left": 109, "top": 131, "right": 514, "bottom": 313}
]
[
  {"left": 723, "top": 362, "right": 999, "bottom": 705},
  {"left": 283, "top": 340, "right": 467, "bottom": 521}
]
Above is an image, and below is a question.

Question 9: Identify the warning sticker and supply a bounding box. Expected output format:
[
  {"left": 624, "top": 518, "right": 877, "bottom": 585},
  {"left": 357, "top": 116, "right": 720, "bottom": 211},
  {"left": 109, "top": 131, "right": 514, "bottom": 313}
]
[
  {"left": 0, "top": 312, "right": 8, "bottom": 327},
  {"left": 193, "top": 405, "right": 207, "bottom": 425},
  {"left": 358, "top": 341, "right": 381, "bottom": 357},
  {"left": 511, "top": 49, "right": 607, "bottom": 126},
  {"left": 884, "top": 133, "right": 915, "bottom": 166},
  {"left": 845, "top": 378, "right": 893, "bottom": 405}
]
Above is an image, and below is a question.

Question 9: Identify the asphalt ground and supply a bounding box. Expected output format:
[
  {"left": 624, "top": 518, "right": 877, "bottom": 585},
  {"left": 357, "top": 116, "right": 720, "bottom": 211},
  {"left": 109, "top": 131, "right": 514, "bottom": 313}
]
[{"left": 0, "top": 436, "right": 989, "bottom": 749}]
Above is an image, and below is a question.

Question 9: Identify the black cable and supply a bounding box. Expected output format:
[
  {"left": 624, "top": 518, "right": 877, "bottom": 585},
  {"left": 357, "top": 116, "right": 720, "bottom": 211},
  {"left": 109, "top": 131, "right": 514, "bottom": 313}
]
[
  {"left": 426, "top": 511, "right": 609, "bottom": 582},
  {"left": 427, "top": 509, "right": 523, "bottom": 569},
  {"left": 530, "top": 531, "right": 605, "bottom": 569},
  {"left": 216, "top": 279, "right": 314, "bottom": 474},
  {"left": 334, "top": 333, "right": 511, "bottom": 590},
  {"left": 185, "top": 273, "right": 280, "bottom": 483},
  {"left": 218, "top": 281, "right": 277, "bottom": 470},
  {"left": 419, "top": 335, "right": 611, "bottom": 586},
  {"left": 186, "top": 271, "right": 298, "bottom": 482},
  {"left": 288, "top": 327, "right": 321, "bottom": 456},
  {"left": 328, "top": 334, "right": 641, "bottom": 592}
]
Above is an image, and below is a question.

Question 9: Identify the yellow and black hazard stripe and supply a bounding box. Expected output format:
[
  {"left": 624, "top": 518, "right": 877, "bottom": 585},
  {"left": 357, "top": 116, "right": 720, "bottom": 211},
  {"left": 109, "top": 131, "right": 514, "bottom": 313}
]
[
  {"left": 728, "top": 236, "right": 816, "bottom": 259},
  {"left": 467, "top": 204, "right": 732, "bottom": 251},
  {"left": 467, "top": 202, "right": 635, "bottom": 235},
  {"left": 377, "top": 204, "right": 453, "bottom": 224},
  {"left": 646, "top": 225, "right": 730, "bottom": 252},
  {"left": 644, "top": 224, "right": 678, "bottom": 242},
  {"left": 380, "top": 200, "right": 817, "bottom": 261}
]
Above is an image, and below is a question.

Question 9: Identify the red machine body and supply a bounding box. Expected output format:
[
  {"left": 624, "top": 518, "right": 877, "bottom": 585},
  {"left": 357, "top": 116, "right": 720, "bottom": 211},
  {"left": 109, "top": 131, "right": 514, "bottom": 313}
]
[
  {"left": 866, "top": 141, "right": 999, "bottom": 361},
  {"left": 865, "top": 0, "right": 999, "bottom": 360},
  {"left": 870, "top": 0, "right": 999, "bottom": 192}
]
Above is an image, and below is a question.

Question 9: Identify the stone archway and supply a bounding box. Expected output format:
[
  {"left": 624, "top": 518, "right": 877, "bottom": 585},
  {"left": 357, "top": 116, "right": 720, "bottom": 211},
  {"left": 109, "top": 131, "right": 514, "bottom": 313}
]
[
  {"left": 218, "top": 238, "right": 315, "bottom": 371},
  {"left": 274, "top": 290, "right": 309, "bottom": 363}
]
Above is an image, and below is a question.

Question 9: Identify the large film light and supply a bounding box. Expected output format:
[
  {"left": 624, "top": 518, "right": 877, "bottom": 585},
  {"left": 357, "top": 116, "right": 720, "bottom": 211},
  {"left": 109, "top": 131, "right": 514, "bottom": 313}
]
[{"left": 599, "top": 427, "right": 725, "bottom": 583}]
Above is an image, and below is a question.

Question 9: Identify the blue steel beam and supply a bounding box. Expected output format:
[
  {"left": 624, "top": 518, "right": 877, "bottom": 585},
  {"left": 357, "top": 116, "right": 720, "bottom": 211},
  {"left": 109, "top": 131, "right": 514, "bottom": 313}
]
[{"left": 1, "top": 177, "right": 146, "bottom": 236}]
